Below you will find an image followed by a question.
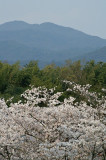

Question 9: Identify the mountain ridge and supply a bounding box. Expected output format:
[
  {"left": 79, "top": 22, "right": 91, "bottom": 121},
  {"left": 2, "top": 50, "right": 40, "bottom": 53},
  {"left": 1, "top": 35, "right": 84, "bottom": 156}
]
[
  {"left": 81, "top": 46, "right": 106, "bottom": 62},
  {"left": 0, "top": 21, "right": 106, "bottom": 66},
  {"left": 0, "top": 21, "right": 105, "bottom": 39}
]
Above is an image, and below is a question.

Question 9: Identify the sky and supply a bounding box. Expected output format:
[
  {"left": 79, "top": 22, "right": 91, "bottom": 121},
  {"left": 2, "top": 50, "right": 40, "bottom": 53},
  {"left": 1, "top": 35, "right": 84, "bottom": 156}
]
[{"left": 0, "top": 0, "right": 106, "bottom": 38}]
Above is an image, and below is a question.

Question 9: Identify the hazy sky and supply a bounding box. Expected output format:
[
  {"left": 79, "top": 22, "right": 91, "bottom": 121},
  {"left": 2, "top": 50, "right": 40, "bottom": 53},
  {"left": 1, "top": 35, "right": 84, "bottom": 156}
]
[{"left": 0, "top": 0, "right": 106, "bottom": 38}]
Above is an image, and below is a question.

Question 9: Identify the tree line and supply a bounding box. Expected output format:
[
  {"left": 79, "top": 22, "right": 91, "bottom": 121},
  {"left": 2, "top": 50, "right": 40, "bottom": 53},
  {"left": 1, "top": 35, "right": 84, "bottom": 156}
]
[{"left": 0, "top": 60, "right": 106, "bottom": 101}]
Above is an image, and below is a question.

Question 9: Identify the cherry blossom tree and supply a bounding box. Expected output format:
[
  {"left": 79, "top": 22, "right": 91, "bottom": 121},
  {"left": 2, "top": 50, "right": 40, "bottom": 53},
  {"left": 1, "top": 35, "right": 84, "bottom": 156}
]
[{"left": 0, "top": 82, "right": 106, "bottom": 160}]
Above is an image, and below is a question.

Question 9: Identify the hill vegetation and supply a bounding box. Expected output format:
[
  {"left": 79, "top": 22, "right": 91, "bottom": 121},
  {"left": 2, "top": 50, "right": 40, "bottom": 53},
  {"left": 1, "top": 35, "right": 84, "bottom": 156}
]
[{"left": 0, "top": 60, "right": 105, "bottom": 104}]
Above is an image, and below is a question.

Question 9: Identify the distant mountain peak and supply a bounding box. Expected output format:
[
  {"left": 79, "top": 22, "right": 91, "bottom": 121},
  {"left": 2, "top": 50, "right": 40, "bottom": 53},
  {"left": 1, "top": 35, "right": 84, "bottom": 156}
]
[
  {"left": 0, "top": 20, "right": 30, "bottom": 26},
  {"left": 0, "top": 20, "right": 106, "bottom": 65},
  {"left": 0, "top": 20, "right": 31, "bottom": 31},
  {"left": 40, "top": 22, "right": 59, "bottom": 26}
]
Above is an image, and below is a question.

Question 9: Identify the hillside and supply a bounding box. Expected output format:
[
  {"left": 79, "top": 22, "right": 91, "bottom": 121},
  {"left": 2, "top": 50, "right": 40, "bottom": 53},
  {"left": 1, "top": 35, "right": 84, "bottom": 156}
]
[
  {"left": 0, "top": 21, "right": 106, "bottom": 65},
  {"left": 81, "top": 46, "right": 106, "bottom": 62}
]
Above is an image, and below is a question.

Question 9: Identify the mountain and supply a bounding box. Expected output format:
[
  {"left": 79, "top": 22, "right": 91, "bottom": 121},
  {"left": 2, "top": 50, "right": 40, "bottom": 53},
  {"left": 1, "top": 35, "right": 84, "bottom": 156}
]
[
  {"left": 80, "top": 46, "right": 106, "bottom": 62},
  {"left": 0, "top": 21, "right": 106, "bottom": 65},
  {"left": 0, "top": 21, "right": 31, "bottom": 31}
]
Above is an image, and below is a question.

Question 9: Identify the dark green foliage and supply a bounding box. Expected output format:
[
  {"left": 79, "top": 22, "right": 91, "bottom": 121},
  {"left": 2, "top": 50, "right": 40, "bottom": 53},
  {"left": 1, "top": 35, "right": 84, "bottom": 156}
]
[
  {"left": 38, "top": 101, "right": 48, "bottom": 107},
  {"left": 84, "top": 61, "right": 106, "bottom": 91},
  {"left": 0, "top": 60, "right": 105, "bottom": 103},
  {"left": 58, "top": 90, "right": 90, "bottom": 106},
  {"left": 58, "top": 91, "right": 71, "bottom": 102}
]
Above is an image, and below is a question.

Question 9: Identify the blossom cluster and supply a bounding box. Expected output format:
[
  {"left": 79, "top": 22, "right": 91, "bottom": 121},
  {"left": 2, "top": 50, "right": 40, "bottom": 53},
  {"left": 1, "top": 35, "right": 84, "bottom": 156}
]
[
  {"left": 0, "top": 82, "right": 106, "bottom": 160},
  {"left": 64, "top": 80, "right": 106, "bottom": 109}
]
